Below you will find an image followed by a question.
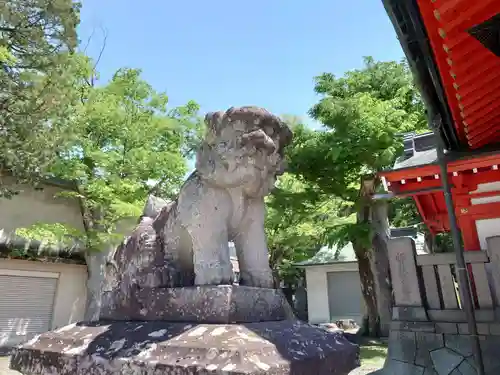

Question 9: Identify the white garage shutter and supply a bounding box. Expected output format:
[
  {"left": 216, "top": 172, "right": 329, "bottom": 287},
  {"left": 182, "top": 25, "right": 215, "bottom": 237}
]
[
  {"left": 327, "top": 271, "right": 364, "bottom": 325},
  {"left": 0, "top": 275, "right": 57, "bottom": 348}
]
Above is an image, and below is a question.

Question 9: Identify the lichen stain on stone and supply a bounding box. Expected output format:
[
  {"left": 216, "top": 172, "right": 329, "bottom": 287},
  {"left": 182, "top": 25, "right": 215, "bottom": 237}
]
[
  {"left": 55, "top": 323, "right": 76, "bottom": 333},
  {"left": 108, "top": 338, "right": 126, "bottom": 353},
  {"left": 249, "top": 355, "right": 271, "bottom": 371},
  {"left": 137, "top": 343, "right": 157, "bottom": 359},
  {"left": 206, "top": 363, "right": 218, "bottom": 371},
  {"left": 187, "top": 326, "right": 208, "bottom": 337},
  {"left": 24, "top": 334, "right": 41, "bottom": 346},
  {"left": 210, "top": 326, "right": 227, "bottom": 336},
  {"left": 148, "top": 329, "right": 168, "bottom": 338}
]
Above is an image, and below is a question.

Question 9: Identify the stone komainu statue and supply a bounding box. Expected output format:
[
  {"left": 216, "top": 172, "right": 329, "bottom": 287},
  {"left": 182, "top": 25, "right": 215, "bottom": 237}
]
[{"left": 101, "top": 106, "right": 293, "bottom": 317}]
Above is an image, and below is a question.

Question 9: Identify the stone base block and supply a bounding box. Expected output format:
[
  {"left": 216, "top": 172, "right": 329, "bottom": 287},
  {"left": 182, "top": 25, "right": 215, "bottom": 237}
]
[
  {"left": 101, "top": 285, "right": 295, "bottom": 323},
  {"left": 10, "top": 320, "right": 360, "bottom": 375},
  {"left": 372, "top": 329, "right": 500, "bottom": 375}
]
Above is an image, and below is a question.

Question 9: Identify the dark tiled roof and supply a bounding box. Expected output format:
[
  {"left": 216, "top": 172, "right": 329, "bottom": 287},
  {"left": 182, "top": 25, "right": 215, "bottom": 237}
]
[
  {"left": 294, "top": 242, "right": 356, "bottom": 267},
  {"left": 393, "top": 148, "right": 438, "bottom": 170},
  {"left": 0, "top": 231, "right": 86, "bottom": 264},
  {"left": 391, "top": 132, "right": 438, "bottom": 171},
  {"left": 295, "top": 227, "right": 426, "bottom": 267}
]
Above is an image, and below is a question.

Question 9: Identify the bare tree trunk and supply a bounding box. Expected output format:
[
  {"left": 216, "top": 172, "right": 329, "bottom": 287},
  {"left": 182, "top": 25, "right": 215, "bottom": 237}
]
[
  {"left": 353, "top": 240, "right": 379, "bottom": 336},
  {"left": 355, "top": 175, "right": 379, "bottom": 336},
  {"left": 78, "top": 200, "right": 110, "bottom": 322},
  {"left": 370, "top": 199, "right": 392, "bottom": 337},
  {"left": 424, "top": 231, "right": 434, "bottom": 253},
  {"left": 83, "top": 250, "right": 109, "bottom": 321}
]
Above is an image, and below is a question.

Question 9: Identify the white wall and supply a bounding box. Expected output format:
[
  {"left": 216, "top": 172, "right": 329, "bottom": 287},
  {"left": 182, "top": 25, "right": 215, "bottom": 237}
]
[
  {"left": 0, "top": 177, "right": 85, "bottom": 234},
  {"left": 0, "top": 178, "right": 88, "bottom": 328},
  {"left": 0, "top": 259, "right": 87, "bottom": 329},
  {"left": 470, "top": 181, "right": 500, "bottom": 250},
  {"left": 304, "top": 262, "right": 363, "bottom": 324},
  {"left": 305, "top": 266, "right": 330, "bottom": 323}
]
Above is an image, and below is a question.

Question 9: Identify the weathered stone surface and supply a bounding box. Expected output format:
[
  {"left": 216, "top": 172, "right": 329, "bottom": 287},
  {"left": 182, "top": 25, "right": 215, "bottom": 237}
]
[
  {"left": 458, "top": 323, "right": 490, "bottom": 335},
  {"left": 430, "top": 348, "right": 463, "bottom": 375},
  {"left": 415, "top": 333, "right": 444, "bottom": 368},
  {"left": 10, "top": 320, "right": 359, "bottom": 375},
  {"left": 381, "top": 236, "right": 500, "bottom": 375},
  {"left": 392, "top": 306, "right": 428, "bottom": 322},
  {"left": 388, "top": 237, "right": 423, "bottom": 307},
  {"left": 101, "top": 106, "right": 294, "bottom": 320},
  {"left": 7, "top": 107, "right": 360, "bottom": 375},
  {"left": 379, "top": 330, "right": 500, "bottom": 374},
  {"left": 486, "top": 366, "right": 500, "bottom": 375},
  {"left": 379, "top": 360, "right": 425, "bottom": 375},
  {"left": 101, "top": 285, "right": 294, "bottom": 323},
  {"left": 387, "top": 330, "right": 416, "bottom": 362},
  {"left": 445, "top": 335, "right": 474, "bottom": 357},
  {"left": 457, "top": 359, "right": 478, "bottom": 375},
  {"left": 436, "top": 323, "right": 458, "bottom": 334},
  {"left": 142, "top": 194, "right": 170, "bottom": 219},
  {"left": 479, "top": 335, "right": 500, "bottom": 373},
  {"left": 391, "top": 321, "right": 436, "bottom": 332}
]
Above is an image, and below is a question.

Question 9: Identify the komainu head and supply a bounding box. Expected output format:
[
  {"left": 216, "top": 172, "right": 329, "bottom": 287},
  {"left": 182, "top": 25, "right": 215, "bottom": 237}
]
[{"left": 196, "top": 106, "right": 293, "bottom": 197}]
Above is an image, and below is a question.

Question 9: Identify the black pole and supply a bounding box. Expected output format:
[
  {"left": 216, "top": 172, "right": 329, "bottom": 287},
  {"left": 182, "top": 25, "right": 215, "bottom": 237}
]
[{"left": 432, "top": 116, "right": 485, "bottom": 375}]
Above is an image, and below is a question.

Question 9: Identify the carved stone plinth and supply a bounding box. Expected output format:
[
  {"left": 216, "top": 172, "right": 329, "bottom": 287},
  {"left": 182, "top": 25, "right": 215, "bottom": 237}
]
[
  {"left": 10, "top": 320, "right": 360, "bottom": 375},
  {"left": 100, "top": 285, "right": 295, "bottom": 323}
]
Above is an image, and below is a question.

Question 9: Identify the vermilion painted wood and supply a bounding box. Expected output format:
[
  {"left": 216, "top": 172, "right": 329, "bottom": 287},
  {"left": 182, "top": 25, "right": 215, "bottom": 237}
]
[
  {"left": 416, "top": 0, "right": 500, "bottom": 149},
  {"left": 380, "top": 152, "right": 500, "bottom": 250}
]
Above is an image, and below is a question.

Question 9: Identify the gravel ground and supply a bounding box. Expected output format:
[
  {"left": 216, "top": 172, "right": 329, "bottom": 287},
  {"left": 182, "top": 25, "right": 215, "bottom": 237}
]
[
  {"left": 0, "top": 357, "right": 18, "bottom": 375},
  {"left": 349, "top": 365, "right": 382, "bottom": 375}
]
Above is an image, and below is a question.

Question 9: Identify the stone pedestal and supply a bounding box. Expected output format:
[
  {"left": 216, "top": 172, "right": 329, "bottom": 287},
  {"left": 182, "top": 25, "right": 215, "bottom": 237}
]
[
  {"left": 11, "top": 320, "right": 359, "bottom": 375},
  {"left": 10, "top": 286, "right": 360, "bottom": 375},
  {"left": 373, "top": 321, "right": 500, "bottom": 375},
  {"left": 100, "top": 285, "right": 295, "bottom": 323}
]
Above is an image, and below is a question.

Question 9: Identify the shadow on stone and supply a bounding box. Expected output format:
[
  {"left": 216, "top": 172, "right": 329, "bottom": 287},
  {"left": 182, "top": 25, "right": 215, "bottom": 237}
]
[{"left": 11, "top": 320, "right": 359, "bottom": 375}]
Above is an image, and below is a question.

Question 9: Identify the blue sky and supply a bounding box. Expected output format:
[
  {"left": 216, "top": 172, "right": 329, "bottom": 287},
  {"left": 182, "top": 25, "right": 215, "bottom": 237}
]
[{"left": 78, "top": 0, "right": 404, "bottom": 127}]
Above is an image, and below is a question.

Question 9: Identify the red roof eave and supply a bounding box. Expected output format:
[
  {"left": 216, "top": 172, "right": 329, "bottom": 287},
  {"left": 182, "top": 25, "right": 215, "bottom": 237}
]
[
  {"left": 380, "top": 152, "right": 500, "bottom": 186},
  {"left": 416, "top": 0, "right": 500, "bottom": 150}
]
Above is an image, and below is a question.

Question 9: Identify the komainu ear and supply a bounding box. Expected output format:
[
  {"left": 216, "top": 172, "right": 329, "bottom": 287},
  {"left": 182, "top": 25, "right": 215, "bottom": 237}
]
[
  {"left": 241, "top": 129, "right": 276, "bottom": 153},
  {"left": 204, "top": 111, "right": 224, "bottom": 137}
]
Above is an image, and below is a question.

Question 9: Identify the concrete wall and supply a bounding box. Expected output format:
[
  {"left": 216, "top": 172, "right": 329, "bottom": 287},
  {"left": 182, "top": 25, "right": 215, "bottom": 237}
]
[
  {"left": 0, "top": 178, "right": 88, "bottom": 328},
  {"left": 0, "top": 259, "right": 87, "bottom": 329},
  {"left": 0, "top": 177, "right": 85, "bottom": 234},
  {"left": 304, "top": 262, "right": 364, "bottom": 324},
  {"left": 304, "top": 266, "right": 330, "bottom": 323}
]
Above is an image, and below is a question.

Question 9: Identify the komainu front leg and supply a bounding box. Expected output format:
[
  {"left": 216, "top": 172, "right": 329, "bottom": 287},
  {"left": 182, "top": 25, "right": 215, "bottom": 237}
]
[
  {"left": 234, "top": 201, "right": 274, "bottom": 289},
  {"left": 189, "top": 227, "right": 233, "bottom": 286}
]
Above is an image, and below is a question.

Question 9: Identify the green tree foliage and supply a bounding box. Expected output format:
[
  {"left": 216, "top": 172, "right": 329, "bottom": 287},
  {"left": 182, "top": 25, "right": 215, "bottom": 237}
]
[
  {"left": 265, "top": 172, "right": 355, "bottom": 286},
  {"left": 291, "top": 57, "right": 426, "bottom": 200},
  {"left": 46, "top": 64, "right": 203, "bottom": 247},
  {"left": 0, "top": 0, "right": 82, "bottom": 192},
  {"left": 264, "top": 116, "right": 356, "bottom": 287},
  {"left": 288, "top": 57, "right": 427, "bottom": 335},
  {"left": 12, "top": 56, "right": 203, "bottom": 319}
]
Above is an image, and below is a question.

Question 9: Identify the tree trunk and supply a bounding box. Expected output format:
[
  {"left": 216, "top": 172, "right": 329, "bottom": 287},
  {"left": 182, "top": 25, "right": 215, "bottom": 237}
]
[
  {"left": 424, "top": 231, "right": 434, "bottom": 253},
  {"left": 83, "top": 250, "right": 109, "bottom": 321},
  {"left": 78, "top": 199, "right": 111, "bottom": 322},
  {"left": 370, "top": 199, "right": 392, "bottom": 337},
  {"left": 353, "top": 240, "right": 379, "bottom": 336},
  {"left": 355, "top": 175, "right": 380, "bottom": 337}
]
